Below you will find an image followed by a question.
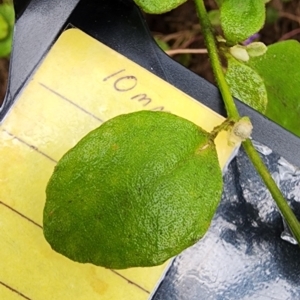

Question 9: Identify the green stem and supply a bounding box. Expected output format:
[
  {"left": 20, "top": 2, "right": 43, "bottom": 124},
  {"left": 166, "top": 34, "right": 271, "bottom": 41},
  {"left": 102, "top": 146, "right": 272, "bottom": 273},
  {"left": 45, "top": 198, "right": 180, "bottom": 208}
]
[
  {"left": 210, "top": 117, "right": 234, "bottom": 140},
  {"left": 243, "top": 139, "right": 300, "bottom": 242},
  {"left": 194, "top": 0, "right": 239, "bottom": 121},
  {"left": 194, "top": 0, "right": 300, "bottom": 243}
]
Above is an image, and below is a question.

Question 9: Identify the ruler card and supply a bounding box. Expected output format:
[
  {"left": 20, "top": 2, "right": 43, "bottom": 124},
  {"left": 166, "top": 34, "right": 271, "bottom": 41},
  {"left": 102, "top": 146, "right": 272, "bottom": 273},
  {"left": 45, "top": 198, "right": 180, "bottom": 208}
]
[{"left": 0, "top": 28, "right": 235, "bottom": 300}]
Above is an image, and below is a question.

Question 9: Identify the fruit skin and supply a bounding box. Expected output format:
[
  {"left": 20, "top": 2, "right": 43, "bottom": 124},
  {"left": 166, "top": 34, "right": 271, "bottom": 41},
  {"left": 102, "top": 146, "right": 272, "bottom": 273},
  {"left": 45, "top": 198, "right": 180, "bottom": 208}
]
[{"left": 43, "top": 111, "right": 223, "bottom": 269}]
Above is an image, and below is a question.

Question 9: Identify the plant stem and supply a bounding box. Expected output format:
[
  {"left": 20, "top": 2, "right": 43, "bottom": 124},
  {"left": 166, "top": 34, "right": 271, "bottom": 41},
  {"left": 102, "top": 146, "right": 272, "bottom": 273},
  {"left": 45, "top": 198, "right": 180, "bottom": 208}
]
[
  {"left": 194, "top": 0, "right": 300, "bottom": 243},
  {"left": 210, "top": 118, "right": 234, "bottom": 141},
  {"left": 166, "top": 48, "right": 208, "bottom": 56},
  {"left": 194, "top": 0, "right": 239, "bottom": 121},
  {"left": 243, "top": 139, "right": 300, "bottom": 242}
]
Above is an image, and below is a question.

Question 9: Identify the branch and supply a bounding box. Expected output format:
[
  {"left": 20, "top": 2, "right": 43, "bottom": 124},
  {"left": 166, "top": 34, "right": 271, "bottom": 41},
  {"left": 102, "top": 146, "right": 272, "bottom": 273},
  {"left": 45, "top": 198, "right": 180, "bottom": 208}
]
[
  {"left": 166, "top": 48, "right": 208, "bottom": 56},
  {"left": 194, "top": 0, "right": 239, "bottom": 121},
  {"left": 194, "top": 0, "right": 300, "bottom": 244}
]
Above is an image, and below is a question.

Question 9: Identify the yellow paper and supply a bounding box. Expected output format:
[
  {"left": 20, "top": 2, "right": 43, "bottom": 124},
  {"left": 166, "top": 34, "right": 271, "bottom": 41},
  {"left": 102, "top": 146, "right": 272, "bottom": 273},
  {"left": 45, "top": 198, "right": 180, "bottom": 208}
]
[{"left": 0, "top": 28, "right": 234, "bottom": 299}]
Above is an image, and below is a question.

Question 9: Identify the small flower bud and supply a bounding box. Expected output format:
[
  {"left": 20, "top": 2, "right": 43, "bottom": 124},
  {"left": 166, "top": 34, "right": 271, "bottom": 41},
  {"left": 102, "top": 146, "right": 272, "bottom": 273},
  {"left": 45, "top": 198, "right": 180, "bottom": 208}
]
[
  {"left": 229, "top": 45, "right": 250, "bottom": 62},
  {"left": 228, "top": 116, "right": 253, "bottom": 146}
]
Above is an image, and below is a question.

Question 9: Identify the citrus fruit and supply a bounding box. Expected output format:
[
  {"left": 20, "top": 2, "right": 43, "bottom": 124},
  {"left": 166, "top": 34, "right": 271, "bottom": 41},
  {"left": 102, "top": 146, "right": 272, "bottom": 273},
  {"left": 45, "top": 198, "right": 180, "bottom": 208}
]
[{"left": 43, "top": 111, "right": 223, "bottom": 269}]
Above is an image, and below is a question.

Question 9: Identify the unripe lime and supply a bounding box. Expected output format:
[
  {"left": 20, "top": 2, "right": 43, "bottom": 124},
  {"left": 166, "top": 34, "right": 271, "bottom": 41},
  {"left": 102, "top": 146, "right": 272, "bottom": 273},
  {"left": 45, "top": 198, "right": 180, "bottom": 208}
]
[{"left": 43, "top": 111, "right": 223, "bottom": 269}]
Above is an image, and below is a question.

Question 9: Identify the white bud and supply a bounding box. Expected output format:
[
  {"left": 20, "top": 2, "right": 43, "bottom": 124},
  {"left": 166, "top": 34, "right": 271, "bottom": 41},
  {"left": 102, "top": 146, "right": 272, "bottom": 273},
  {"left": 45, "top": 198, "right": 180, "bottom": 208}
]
[
  {"left": 228, "top": 117, "right": 253, "bottom": 146},
  {"left": 229, "top": 45, "right": 250, "bottom": 62}
]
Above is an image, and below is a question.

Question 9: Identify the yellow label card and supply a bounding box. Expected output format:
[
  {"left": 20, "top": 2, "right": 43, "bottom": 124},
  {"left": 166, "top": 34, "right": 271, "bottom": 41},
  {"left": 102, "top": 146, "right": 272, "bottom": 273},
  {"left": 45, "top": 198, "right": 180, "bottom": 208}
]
[{"left": 0, "top": 28, "right": 235, "bottom": 299}]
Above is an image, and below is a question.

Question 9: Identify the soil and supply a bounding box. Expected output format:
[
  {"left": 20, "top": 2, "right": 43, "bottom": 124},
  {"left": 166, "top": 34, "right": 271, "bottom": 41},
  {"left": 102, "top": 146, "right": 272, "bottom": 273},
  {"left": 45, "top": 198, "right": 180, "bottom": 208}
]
[{"left": 145, "top": 0, "right": 300, "bottom": 84}]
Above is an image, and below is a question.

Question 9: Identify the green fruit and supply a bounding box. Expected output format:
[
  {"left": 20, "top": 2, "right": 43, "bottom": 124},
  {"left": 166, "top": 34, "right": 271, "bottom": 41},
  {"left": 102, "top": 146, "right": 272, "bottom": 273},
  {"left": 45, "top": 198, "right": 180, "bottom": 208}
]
[{"left": 43, "top": 111, "right": 223, "bottom": 269}]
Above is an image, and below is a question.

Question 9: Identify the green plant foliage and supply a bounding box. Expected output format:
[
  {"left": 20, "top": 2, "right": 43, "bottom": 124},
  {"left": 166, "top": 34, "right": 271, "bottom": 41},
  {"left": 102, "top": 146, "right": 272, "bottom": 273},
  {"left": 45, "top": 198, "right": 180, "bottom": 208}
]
[
  {"left": 226, "top": 40, "right": 300, "bottom": 137},
  {"left": 265, "top": 7, "right": 279, "bottom": 24},
  {"left": 214, "top": 0, "right": 223, "bottom": 6},
  {"left": 133, "top": 0, "right": 187, "bottom": 14},
  {"left": 246, "top": 42, "right": 268, "bottom": 58},
  {"left": 0, "top": 3, "right": 14, "bottom": 57},
  {"left": 0, "top": 15, "right": 8, "bottom": 40},
  {"left": 154, "top": 37, "right": 170, "bottom": 51},
  {"left": 41, "top": 0, "right": 300, "bottom": 270},
  {"left": 220, "top": 0, "right": 266, "bottom": 45},
  {"left": 225, "top": 56, "right": 268, "bottom": 113},
  {"left": 178, "top": 53, "right": 192, "bottom": 67},
  {"left": 208, "top": 9, "right": 221, "bottom": 26},
  {"left": 248, "top": 40, "right": 300, "bottom": 137},
  {"left": 43, "top": 111, "right": 223, "bottom": 269}
]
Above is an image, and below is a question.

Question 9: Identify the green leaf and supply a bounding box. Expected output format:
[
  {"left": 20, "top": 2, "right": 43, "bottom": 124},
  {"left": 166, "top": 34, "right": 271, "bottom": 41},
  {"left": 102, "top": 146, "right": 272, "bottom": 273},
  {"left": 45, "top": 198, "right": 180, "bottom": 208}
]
[
  {"left": 0, "top": 15, "right": 8, "bottom": 40},
  {"left": 0, "top": 3, "right": 15, "bottom": 57},
  {"left": 154, "top": 37, "right": 170, "bottom": 51},
  {"left": 208, "top": 9, "right": 221, "bottom": 26},
  {"left": 220, "top": 0, "right": 266, "bottom": 45},
  {"left": 225, "top": 56, "right": 268, "bottom": 113},
  {"left": 265, "top": 7, "right": 279, "bottom": 24},
  {"left": 43, "top": 111, "right": 223, "bottom": 269},
  {"left": 214, "top": 0, "right": 223, "bottom": 6},
  {"left": 248, "top": 40, "right": 300, "bottom": 137},
  {"left": 246, "top": 42, "right": 267, "bottom": 58},
  {"left": 178, "top": 53, "right": 191, "bottom": 67},
  {"left": 133, "top": 0, "right": 187, "bottom": 14}
]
